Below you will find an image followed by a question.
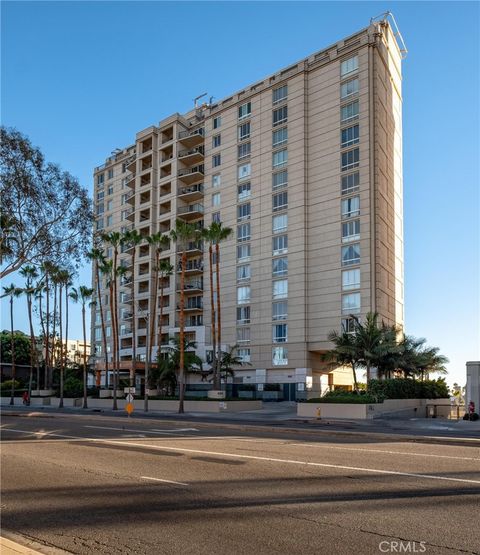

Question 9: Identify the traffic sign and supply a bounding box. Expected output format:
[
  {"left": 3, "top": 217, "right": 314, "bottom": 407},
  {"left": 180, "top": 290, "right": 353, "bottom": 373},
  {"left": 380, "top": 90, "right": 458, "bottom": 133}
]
[
  {"left": 125, "top": 402, "right": 134, "bottom": 415},
  {"left": 126, "top": 393, "right": 134, "bottom": 403},
  {"left": 124, "top": 387, "right": 136, "bottom": 394}
]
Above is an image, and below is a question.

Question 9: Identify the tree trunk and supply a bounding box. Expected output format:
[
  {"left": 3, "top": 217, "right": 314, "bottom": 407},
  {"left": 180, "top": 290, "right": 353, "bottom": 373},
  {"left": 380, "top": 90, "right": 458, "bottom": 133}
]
[
  {"left": 61, "top": 284, "right": 69, "bottom": 409},
  {"left": 130, "top": 250, "right": 136, "bottom": 390},
  {"left": 95, "top": 263, "right": 108, "bottom": 388},
  {"left": 366, "top": 362, "right": 371, "bottom": 385},
  {"left": 178, "top": 250, "right": 187, "bottom": 414},
  {"left": 157, "top": 272, "right": 165, "bottom": 365},
  {"left": 148, "top": 249, "right": 159, "bottom": 378},
  {"left": 82, "top": 304, "right": 88, "bottom": 409},
  {"left": 52, "top": 282, "right": 58, "bottom": 372},
  {"left": 351, "top": 362, "right": 359, "bottom": 392},
  {"left": 144, "top": 316, "right": 150, "bottom": 413},
  {"left": 109, "top": 280, "right": 118, "bottom": 410},
  {"left": 208, "top": 244, "right": 218, "bottom": 389},
  {"left": 37, "top": 289, "right": 45, "bottom": 390},
  {"left": 112, "top": 248, "right": 119, "bottom": 410},
  {"left": 27, "top": 293, "right": 35, "bottom": 401},
  {"left": 58, "top": 284, "right": 63, "bottom": 408},
  {"left": 44, "top": 275, "right": 50, "bottom": 389},
  {"left": 215, "top": 243, "right": 222, "bottom": 390},
  {"left": 9, "top": 297, "right": 15, "bottom": 405}
]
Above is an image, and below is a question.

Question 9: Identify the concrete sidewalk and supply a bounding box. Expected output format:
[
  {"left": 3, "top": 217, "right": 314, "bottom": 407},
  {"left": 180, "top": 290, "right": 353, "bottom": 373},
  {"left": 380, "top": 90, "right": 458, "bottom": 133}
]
[{"left": 1, "top": 535, "right": 69, "bottom": 554}]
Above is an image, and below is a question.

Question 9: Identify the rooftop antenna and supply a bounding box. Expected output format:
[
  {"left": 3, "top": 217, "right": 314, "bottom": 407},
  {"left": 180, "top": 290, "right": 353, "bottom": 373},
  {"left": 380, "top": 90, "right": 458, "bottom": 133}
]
[
  {"left": 370, "top": 11, "right": 408, "bottom": 59},
  {"left": 193, "top": 93, "right": 208, "bottom": 108}
]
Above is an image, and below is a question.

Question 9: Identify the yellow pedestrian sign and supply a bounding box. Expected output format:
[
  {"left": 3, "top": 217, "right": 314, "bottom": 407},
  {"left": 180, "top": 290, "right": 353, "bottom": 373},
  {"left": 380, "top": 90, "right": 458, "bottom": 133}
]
[{"left": 125, "top": 402, "right": 134, "bottom": 415}]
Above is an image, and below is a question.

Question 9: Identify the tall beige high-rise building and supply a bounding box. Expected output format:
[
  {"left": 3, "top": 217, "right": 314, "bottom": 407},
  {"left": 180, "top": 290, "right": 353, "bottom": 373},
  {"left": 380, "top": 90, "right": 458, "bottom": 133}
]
[{"left": 92, "top": 17, "right": 406, "bottom": 399}]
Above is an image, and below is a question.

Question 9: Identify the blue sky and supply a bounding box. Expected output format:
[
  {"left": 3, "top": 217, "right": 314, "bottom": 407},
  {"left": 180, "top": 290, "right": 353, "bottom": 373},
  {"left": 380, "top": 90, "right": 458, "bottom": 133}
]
[{"left": 1, "top": 1, "right": 479, "bottom": 386}]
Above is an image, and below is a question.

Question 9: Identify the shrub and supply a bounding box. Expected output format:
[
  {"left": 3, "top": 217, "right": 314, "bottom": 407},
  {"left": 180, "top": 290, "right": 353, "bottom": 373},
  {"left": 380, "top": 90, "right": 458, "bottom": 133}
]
[
  {"left": 367, "top": 378, "right": 449, "bottom": 400},
  {"left": 63, "top": 377, "right": 83, "bottom": 398},
  {"left": 463, "top": 412, "right": 479, "bottom": 421},
  {"left": 306, "top": 391, "right": 383, "bottom": 404},
  {"left": 0, "top": 379, "right": 22, "bottom": 391}
]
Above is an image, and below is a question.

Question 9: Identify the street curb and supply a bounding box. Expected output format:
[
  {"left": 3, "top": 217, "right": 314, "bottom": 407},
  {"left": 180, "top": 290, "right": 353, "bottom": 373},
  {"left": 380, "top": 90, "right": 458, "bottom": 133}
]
[
  {"left": 1, "top": 533, "right": 71, "bottom": 554},
  {"left": 2, "top": 408, "right": 480, "bottom": 445}
]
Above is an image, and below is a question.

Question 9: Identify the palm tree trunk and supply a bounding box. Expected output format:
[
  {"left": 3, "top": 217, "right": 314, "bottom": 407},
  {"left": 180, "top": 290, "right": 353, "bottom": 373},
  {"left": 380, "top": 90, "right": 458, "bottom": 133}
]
[
  {"left": 144, "top": 317, "right": 150, "bottom": 413},
  {"left": 9, "top": 297, "right": 15, "bottom": 406},
  {"left": 58, "top": 284, "right": 63, "bottom": 408},
  {"left": 27, "top": 293, "right": 35, "bottom": 401},
  {"left": 130, "top": 250, "right": 136, "bottom": 389},
  {"left": 208, "top": 244, "right": 218, "bottom": 389},
  {"left": 215, "top": 243, "right": 222, "bottom": 390},
  {"left": 366, "top": 362, "right": 371, "bottom": 384},
  {"left": 178, "top": 250, "right": 187, "bottom": 414},
  {"left": 109, "top": 279, "right": 118, "bottom": 410},
  {"left": 37, "top": 289, "right": 45, "bottom": 391},
  {"left": 44, "top": 275, "right": 50, "bottom": 389},
  {"left": 157, "top": 274, "right": 164, "bottom": 363},
  {"left": 95, "top": 264, "right": 108, "bottom": 388},
  {"left": 52, "top": 283, "right": 58, "bottom": 373},
  {"left": 148, "top": 250, "right": 159, "bottom": 375},
  {"left": 82, "top": 303, "right": 88, "bottom": 409},
  {"left": 351, "top": 362, "right": 359, "bottom": 392},
  {"left": 61, "top": 284, "right": 69, "bottom": 409},
  {"left": 112, "top": 248, "right": 119, "bottom": 410}
]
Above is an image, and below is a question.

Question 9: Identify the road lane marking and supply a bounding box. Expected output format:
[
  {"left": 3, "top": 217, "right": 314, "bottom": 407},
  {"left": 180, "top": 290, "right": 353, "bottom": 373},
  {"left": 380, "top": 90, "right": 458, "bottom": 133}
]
[
  {"left": 141, "top": 476, "right": 189, "bottom": 486},
  {"left": 84, "top": 425, "right": 197, "bottom": 435},
  {"left": 1, "top": 428, "right": 78, "bottom": 439},
  {"left": 90, "top": 439, "right": 480, "bottom": 485}
]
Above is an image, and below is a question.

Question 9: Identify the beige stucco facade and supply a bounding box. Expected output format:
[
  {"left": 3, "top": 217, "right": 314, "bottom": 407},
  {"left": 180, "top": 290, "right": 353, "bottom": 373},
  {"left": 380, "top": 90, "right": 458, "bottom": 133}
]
[{"left": 92, "top": 19, "right": 405, "bottom": 397}]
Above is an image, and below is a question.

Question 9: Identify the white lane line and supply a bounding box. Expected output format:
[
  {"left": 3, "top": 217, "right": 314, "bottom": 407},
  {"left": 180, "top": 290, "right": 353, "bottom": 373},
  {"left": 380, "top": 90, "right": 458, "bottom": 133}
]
[
  {"left": 1, "top": 428, "right": 78, "bottom": 439},
  {"left": 141, "top": 476, "right": 189, "bottom": 486},
  {"left": 84, "top": 425, "right": 196, "bottom": 435},
  {"left": 285, "top": 443, "right": 480, "bottom": 462},
  {"left": 90, "top": 439, "right": 480, "bottom": 485},
  {"left": 151, "top": 428, "right": 199, "bottom": 432}
]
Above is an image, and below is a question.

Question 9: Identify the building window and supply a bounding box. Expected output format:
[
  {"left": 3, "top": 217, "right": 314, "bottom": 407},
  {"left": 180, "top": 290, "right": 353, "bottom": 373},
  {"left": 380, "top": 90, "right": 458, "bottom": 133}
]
[
  {"left": 272, "top": 234, "right": 288, "bottom": 255},
  {"left": 237, "top": 243, "right": 251, "bottom": 261},
  {"left": 272, "top": 301, "right": 287, "bottom": 321},
  {"left": 106, "top": 326, "right": 112, "bottom": 338},
  {"left": 342, "top": 317, "right": 356, "bottom": 334},
  {"left": 107, "top": 168, "right": 114, "bottom": 180},
  {"left": 272, "top": 127, "right": 288, "bottom": 147},
  {"left": 341, "top": 195, "right": 360, "bottom": 218},
  {"left": 273, "top": 213, "right": 288, "bottom": 233},
  {"left": 341, "top": 78, "right": 359, "bottom": 99},
  {"left": 341, "top": 148, "right": 360, "bottom": 171},
  {"left": 212, "top": 174, "right": 221, "bottom": 188},
  {"left": 341, "top": 172, "right": 360, "bottom": 195},
  {"left": 94, "top": 327, "right": 102, "bottom": 340},
  {"left": 272, "top": 148, "right": 288, "bottom": 168},
  {"left": 342, "top": 219, "right": 360, "bottom": 242},
  {"left": 97, "top": 173, "right": 105, "bottom": 185},
  {"left": 121, "top": 193, "right": 129, "bottom": 205},
  {"left": 107, "top": 199, "right": 113, "bottom": 211},
  {"left": 342, "top": 292, "right": 361, "bottom": 314},
  {"left": 272, "top": 346, "right": 288, "bottom": 365},
  {"left": 237, "top": 203, "right": 251, "bottom": 221},
  {"left": 96, "top": 218, "right": 104, "bottom": 231},
  {"left": 212, "top": 134, "right": 221, "bottom": 148},
  {"left": 106, "top": 215, "right": 113, "bottom": 227},
  {"left": 97, "top": 191, "right": 105, "bottom": 201},
  {"left": 236, "top": 306, "right": 250, "bottom": 324},
  {"left": 273, "top": 279, "right": 288, "bottom": 299},
  {"left": 212, "top": 154, "right": 221, "bottom": 167},
  {"left": 273, "top": 191, "right": 288, "bottom": 212},
  {"left": 273, "top": 105, "right": 288, "bottom": 126},
  {"left": 238, "top": 122, "right": 250, "bottom": 141},
  {"left": 272, "top": 256, "right": 288, "bottom": 277},
  {"left": 237, "top": 182, "right": 251, "bottom": 200},
  {"left": 273, "top": 84, "right": 288, "bottom": 104},
  {"left": 212, "top": 192, "right": 221, "bottom": 207},
  {"left": 107, "top": 185, "right": 114, "bottom": 196},
  {"left": 341, "top": 55, "right": 359, "bottom": 77},
  {"left": 341, "top": 100, "right": 359, "bottom": 123},
  {"left": 237, "top": 286, "right": 250, "bottom": 304},
  {"left": 237, "top": 327, "right": 251, "bottom": 343},
  {"left": 237, "top": 264, "right": 251, "bottom": 281},
  {"left": 342, "top": 243, "right": 360, "bottom": 266},
  {"left": 273, "top": 170, "right": 288, "bottom": 190},
  {"left": 341, "top": 125, "right": 359, "bottom": 148},
  {"left": 213, "top": 116, "right": 222, "bottom": 129},
  {"left": 96, "top": 203, "right": 104, "bottom": 215},
  {"left": 273, "top": 324, "right": 288, "bottom": 343},
  {"left": 237, "top": 348, "right": 251, "bottom": 362},
  {"left": 342, "top": 269, "right": 360, "bottom": 291},
  {"left": 238, "top": 163, "right": 251, "bottom": 181},
  {"left": 237, "top": 223, "right": 251, "bottom": 242},
  {"left": 212, "top": 211, "right": 221, "bottom": 223},
  {"left": 238, "top": 142, "right": 251, "bottom": 160},
  {"left": 238, "top": 102, "right": 251, "bottom": 120}
]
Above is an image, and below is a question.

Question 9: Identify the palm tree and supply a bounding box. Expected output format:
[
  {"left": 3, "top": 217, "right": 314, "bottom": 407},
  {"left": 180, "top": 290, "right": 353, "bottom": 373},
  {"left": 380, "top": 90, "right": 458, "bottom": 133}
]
[
  {"left": 157, "top": 259, "right": 174, "bottom": 353},
  {"left": 415, "top": 346, "right": 449, "bottom": 381},
  {"left": 70, "top": 286, "right": 94, "bottom": 409},
  {"left": 56, "top": 268, "right": 73, "bottom": 408},
  {"left": 19, "top": 265, "right": 40, "bottom": 399},
  {"left": 324, "top": 328, "right": 360, "bottom": 392},
  {"left": 34, "top": 281, "right": 46, "bottom": 390},
  {"left": 218, "top": 345, "right": 250, "bottom": 383},
  {"left": 170, "top": 220, "right": 200, "bottom": 413},
  {"left": 120, "top": 229, "right": 144, "bottom": 389},
  {"left": 210, "top": 222, "right": 233, "bottom": 390},
  {"left": 201, "top": 225, "right": 217, "bottom": 388},
  {"left": 2, "top": 284, "right": 22, "bottom": 404}
]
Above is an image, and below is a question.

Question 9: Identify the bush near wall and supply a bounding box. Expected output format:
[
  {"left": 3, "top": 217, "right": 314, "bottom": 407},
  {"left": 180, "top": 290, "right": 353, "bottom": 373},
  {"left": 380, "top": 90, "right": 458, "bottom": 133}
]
[{"left": 367, "top": 378, "right": 449, "bottom": 400}]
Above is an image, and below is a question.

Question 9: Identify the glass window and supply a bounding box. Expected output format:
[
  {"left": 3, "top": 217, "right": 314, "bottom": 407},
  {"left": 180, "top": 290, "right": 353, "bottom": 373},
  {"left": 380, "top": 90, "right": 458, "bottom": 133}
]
[
  {"left": 341, "top": 148, "right": 360, "bottom": 171},
  {"left": 97, "top": 191, "right": 105, "bottom": 201},
  {"left": 237, "top": 286, "right": 250, "bottom": 304},
  {"left": 342, "top": 219, "right": 360, "bottom": 242},
  {"left": 107, "top": 168, "right": 114, "bottom": 179},
  {"left": 273, "top": 148, "right": 288, "bottom": 168},
  {"left": 238, "top": 102, "right": 251, "bottom": 120},
  {"left": 273, "top": 84, "right": 288, "bottom": 104},
  {"left": 342, "top": 292, "right": 361, "bottom": 314},
  {"left": 272, "top": 257, "right": 288, "bottom": 277},
  {"left": 238, "top": 163, "right": 251, "bottom": 181},
  {"left": 238, "top": 142, "right": 251, "bottom": 159},
  {"left": 94, "top": 327, "right": 102, "bottom": 340},
  {"left": 273, "top": 214, "right": 288, "bottom": 233},
  {"left": 236, "top": 306, "right": 250, "bottom": 324},
  {"left": 342, "top": 243, "right": 360, "bottom": 266},
  {"left": 237, "top": 203, "right": 251, "bottom": 221},
  {"left": 341, "top": 78, "right": 359, "bottom": 99},
  {"left": 272, "top": 346, "right": 288, "bottom": 365},
  {"left": 341, "top": 101, "right": 359, "bottom": 122},
  {"left": 273, "top": 127, "right": 288, "bottom": 147},
  {"left": 213, "top": 134, "right": 221, "bottom": 148},
  {"left": 342, "top": 317, "right": 356, "bottom": 334},
  {"left": 213, "top": 116, "right": 221, "bottom": 129},
  {"left": 97, "top": 173, "right": 105, "bottom": 185},
  {"left": 273, "top": 279, "right": 288, "bottom": 299},
  {"left": 273, "top": 324, "right": 288, "bottom": 343},
  {"left": 237, "top": 243, "right": 251, "bottom": 261},
  {"left": 273, "top": 170, "right": 288, "bottom": 190},
  {"left": 106, "top": 215, "right": 113, "bottom": 227},
  {"left": 238, "top": 122, "right": 250, "bottom": 141},
  {"left": 212, "top": 174, "right": 221, "bottom": 188},
  {"left": 107, "top": 199, "right": 113, "bottom": 211},
  {"left": 106, "top": 326, "right": 112, "bottom": 338},
  {"left": 342, "top": 269, "right": 360, "bottom": 291},
  {"left": 237, "top": 264, "right": 251, "bottom": 281},
  {"left": 341, "top": 125, "right": 359, "bottom": 148},
  {"left": 212, "top": 192, "right": 221, "bottom": 207},
  {"left": 212, "top": 154, "right": 221, "bottom": 167},
  {"left": 237, "top": 348, "right": 251, "bottom": 362},
  {"left": 341, "top": 172, "right": 360, "bottom": 195},
  {"left": 96, "top": 218, "right": 104, "bottom": 231},
  {"left": 107, "top": 185, "right": 113, "bottom": 196},
  {"left": 272, "top": 234, "right": 288, "bottom": 255},
  {"left": 272, "top": 301, "right": 288, "bottom": 321},
  {"left": 237, "top": 223, "right": 251, "bottom": 242},
  {"left": 273, "top": 191, "right": 288, "bottom": 212},
  {"left": 96, "top": 203, "right": 104, "bottom": 215},
  {"left": 237, "top": 182, "right": 251, "bottom": 200},
  {"left": 212, "top": 211, "right": 220, "bottom": 223},
  {"left": 273, "top": 105, "right": 288, "bottom": 126},
  {"left": 237, "top": 327, "right": 250, "bottom": 343},
  {"left": 341, "top": 196, "right": 360, "bottom": 218},
  {"left": 341, "top": 55, "right": 358, "bottom": 77},
  {"left": 121, "top": 193, "right": 129, "bottom": 205}
]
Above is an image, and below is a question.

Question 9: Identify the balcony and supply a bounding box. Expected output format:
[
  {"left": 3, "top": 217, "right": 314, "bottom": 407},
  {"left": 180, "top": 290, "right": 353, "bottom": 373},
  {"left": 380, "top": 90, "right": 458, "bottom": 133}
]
[
  {"left": 125, "top": 155, "right": 136, "bottom": 173},
  {"left": 177, "top": 203, "right": 204, "bottom": 221},
  {"left": 178, "top": 146, "right": 204, "bottom": 165},
  {"left": 178, "top": 183, "right": 204, "bottom": 202},
  {"left": 175, "top": 315, "right": 204, "bottom": 327},
  {"left": 177, "top": 300, "right": 203, "bottom": 312},
  {"left": 177, "top": 128, "right": 204, "bottom": 148},
  {"left": 120, "top": 327, "right": 132, "bottom": 336},
  {"left": 177, "top": 260, "right": 203, "bottom": 275},
  {"left": 177, "top": 241, "right": 203, "bottom": 257},
  {"left": 125, "top": 174, "right": 136, "bottom": 189},
  {"left": 176, "top": 280, "right": 203, "bottom": 293},
  {"left": 177, "top": 165, "right": 204, "bottom": 185}
]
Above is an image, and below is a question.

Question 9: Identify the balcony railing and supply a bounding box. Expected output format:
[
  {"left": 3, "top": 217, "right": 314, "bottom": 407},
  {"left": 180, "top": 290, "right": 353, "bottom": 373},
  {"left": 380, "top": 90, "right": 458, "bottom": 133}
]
[
  {"left": 177, "top": 260, "right": 204, "bottom": 272},
  {"left": 177, "top": 280, "right": 203, "bottom": 292},
  {"left": 178, "top": 183, "right": 204, "bottom": 200},
  {"left": 177, "top": 203, "right": 204, "bottom": 216},
  {"left": 178, "top": 128, "right": 204, "bottom": 140},
  {"left": 178, "top": 166, "right": 204, "bottom": 178}
]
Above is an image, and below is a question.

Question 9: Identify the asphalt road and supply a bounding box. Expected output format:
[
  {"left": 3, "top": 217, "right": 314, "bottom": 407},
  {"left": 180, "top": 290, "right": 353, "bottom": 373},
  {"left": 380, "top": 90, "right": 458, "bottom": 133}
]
[{"left": 1, "top": 413, "right": 480, "bottom": 555}]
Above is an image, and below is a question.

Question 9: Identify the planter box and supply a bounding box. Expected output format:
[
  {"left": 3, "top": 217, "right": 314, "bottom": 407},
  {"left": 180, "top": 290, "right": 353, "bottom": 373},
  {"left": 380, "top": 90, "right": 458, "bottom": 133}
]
[
  {"left": 207, "top": 390, "right": 226, "bottom": 400},
  {"left": 84, "top": 398, "right": 262, "bottom": 413}
]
